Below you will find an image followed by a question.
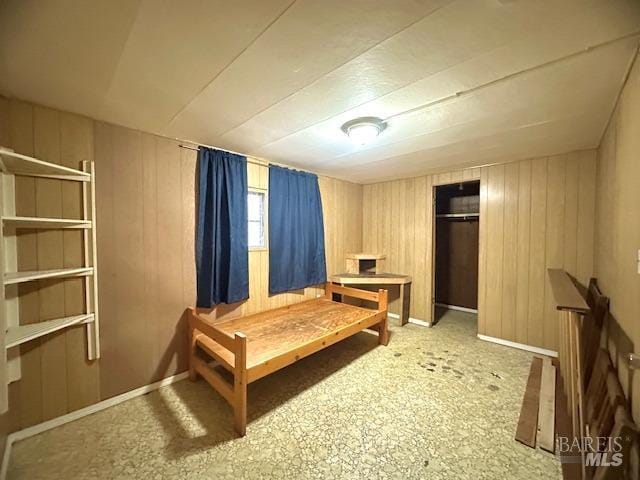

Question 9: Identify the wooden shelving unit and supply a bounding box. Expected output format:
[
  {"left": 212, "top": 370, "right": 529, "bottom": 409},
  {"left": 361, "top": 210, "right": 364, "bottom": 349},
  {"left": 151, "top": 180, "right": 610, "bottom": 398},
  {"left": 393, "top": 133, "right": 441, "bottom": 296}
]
[
  {"left": 2, "top": 216, "right": 92, "bottom": 229},
  {"left": 0, "top": 147, "right": 100, "bottom": 414},
  {"left": 4, "top": 267, "right": 94, "bottom": 285},
  {"left": 6, "top": 314, "right": 94, "bottom": 349},
  {"left": 0, "top": 149, "right": 91, "bottom": 181}
]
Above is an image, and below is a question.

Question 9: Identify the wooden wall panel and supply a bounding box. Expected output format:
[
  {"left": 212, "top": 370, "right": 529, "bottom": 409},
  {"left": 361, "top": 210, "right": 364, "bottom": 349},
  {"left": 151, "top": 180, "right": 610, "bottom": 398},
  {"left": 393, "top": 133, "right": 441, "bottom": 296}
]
[
  {"left": 0, "top": 97, "right": 362, "bottom": 435},
  {"left": 34, "top": 107, "right": 68, "bottom": 422},
  {"left": 576, "top": 153, "right": 596, "bottom": 285},
  {"left": 414, "top": 176, "right": 429, "bottom": 320},
  {"left": 93, "top": 122, "right": 117, "bottom": 399},
  {"left": 484, "top": 165, "right": 505, "bottom": 338},
  {"left": 501, "top": 162, "right": 519, "bottom": 341},
  {"left": 594, "top": 53, "right": 640, "bottom": 426},
  {"left": 103, "top": 126, "right": 148, "bottom": 397},
  {"left": 477, "top": 168, "right": 488, "bottom": 334},
  {"left": 153, "top": 136, "right": 189, "bottom": 381},
  {"left": 514, "top": 160, "right": 531, "bottom": 345},
  {"left": 363, "top": 154, "right": 596, "bottom": 350},
  {"left": 526, "top": 157, "right": 548, "bottom": 348},
  {"left": 10, "top": 102, "right": 43, "bottom": 429},
  {"left": 563, "top": 154, "right": 579, "bottom": 276},
  {"left": 141, "top": 133, "right": 159, "bottom": 384},
  {"left": 543, "top": 157, "right": 565, "bottom": 352},
  {"left": 59, "top": 113, "right": 99, "bottom": 412}
]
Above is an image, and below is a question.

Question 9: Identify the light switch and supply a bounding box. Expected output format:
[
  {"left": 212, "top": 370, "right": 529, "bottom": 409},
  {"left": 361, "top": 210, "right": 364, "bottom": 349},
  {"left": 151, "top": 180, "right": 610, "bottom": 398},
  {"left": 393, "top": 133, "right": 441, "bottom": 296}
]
[{"left": 630, "top": 353, "right": 640, "bottom": 369}]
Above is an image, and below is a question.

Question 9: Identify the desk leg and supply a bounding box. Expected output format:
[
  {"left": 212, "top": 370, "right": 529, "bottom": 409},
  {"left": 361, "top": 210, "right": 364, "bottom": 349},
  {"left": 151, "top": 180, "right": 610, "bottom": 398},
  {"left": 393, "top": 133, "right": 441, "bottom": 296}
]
[{"left": 399, "top": 283, "right": 411, "bottom": 326}]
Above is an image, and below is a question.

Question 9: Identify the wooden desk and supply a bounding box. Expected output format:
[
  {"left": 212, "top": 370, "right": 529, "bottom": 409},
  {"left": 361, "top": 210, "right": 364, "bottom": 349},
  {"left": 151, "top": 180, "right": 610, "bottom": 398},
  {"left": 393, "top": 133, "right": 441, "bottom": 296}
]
[{"left": 329, "top": 273, "right": 412, "bottom": 325}]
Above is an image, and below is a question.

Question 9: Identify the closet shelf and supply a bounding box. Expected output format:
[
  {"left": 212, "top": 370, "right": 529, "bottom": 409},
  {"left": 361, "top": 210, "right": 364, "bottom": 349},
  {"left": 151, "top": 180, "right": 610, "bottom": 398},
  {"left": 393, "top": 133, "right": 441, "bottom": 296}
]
[
  {"left": 4, "top": 267, "right": 94, "bottom": 285},
  {"left": 436, "top": 213, "right": 479, "bottom": 218},
  {"left": 5, "top": 314, "right": 94, "bottom": 349},
  {"left": 0, "top": 149, "right": 90, "bottom": 181},
  {"left": 2, "top": 216, "right": 92, "bottom": 229}
]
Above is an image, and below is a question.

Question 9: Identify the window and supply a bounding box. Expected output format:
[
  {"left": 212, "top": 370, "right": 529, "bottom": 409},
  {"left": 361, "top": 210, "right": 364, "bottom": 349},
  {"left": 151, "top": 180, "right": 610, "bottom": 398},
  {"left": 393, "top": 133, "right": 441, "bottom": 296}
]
[{"left": 248, "top": 190, "right": 266, "bottom": 249}]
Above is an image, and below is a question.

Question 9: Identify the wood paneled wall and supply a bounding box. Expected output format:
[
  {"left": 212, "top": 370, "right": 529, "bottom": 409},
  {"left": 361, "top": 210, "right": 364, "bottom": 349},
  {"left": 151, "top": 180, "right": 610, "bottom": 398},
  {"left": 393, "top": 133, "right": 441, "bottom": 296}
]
[
  {"left": 94, "top": 122, "right": 197, "bottom": 400},
  {"left": 363, "top": 152, "right": 596, "bottom": 352},
  {"left": 478, "top": 153, "right": 596, "bottom": 352},
  {"left": 594, "top": 53, "right": 640, "bottom": 425},
  {"left": 0, "top": 98, "right": 362, "bottom": 441},
  {"left": 363, "top": 169, "right": 480, "bottom": 321}
]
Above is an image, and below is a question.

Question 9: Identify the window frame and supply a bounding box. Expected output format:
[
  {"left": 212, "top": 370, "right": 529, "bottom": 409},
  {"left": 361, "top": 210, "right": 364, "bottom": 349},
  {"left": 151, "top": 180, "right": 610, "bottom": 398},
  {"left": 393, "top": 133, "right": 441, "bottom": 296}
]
[{"left": 247, "top": 187, "right": 268, "bottom": 251}]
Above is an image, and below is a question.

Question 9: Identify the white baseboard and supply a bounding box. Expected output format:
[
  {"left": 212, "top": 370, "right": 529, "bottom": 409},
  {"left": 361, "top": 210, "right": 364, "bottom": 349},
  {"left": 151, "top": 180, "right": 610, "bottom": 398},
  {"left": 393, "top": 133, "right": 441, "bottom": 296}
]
[
  {"left": 408, "top": 318, "right": 432, "bottom": 327},
  {"left": 387, "top": 312, "right": 432, "bottom": 327},
  {"left": 477, "top": 334, "right": 558, "bottom": 358},
  {"left": 0, "top": 371, "right": 189, "bottom": 480},
  {"left": 434, "top": 303, "right": 478, "bottom": 314}
]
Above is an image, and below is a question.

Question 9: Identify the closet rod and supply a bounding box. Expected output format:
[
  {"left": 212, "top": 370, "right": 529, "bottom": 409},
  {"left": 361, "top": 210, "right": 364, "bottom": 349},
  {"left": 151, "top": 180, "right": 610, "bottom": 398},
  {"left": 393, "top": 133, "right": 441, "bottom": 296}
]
[
  {"left": 436, "top": 213, "right": 479, "bottom": 218},
  {"left": 178, "top": 144, "right": 267, "bottom": 167}
]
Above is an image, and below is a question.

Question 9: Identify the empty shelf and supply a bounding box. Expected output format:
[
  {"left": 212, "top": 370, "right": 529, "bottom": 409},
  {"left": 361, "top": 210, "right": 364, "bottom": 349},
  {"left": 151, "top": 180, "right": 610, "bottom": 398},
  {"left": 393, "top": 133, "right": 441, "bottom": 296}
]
[
  {"left": 4, "top": 267, "right": 93, "bottom": 285},
  {"left": 0, "top": 149, "right": 90, "bottom": 181},
  {"left": 5, "top": 314, "right": 94, "bottom": 348},
  {"left": 2, "top": 216, "right": 91, "bottom": 229}
]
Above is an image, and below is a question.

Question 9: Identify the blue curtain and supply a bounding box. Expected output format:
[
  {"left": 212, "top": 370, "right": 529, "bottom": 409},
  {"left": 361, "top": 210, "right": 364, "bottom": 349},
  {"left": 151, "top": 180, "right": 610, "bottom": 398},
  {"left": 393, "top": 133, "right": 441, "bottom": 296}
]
[
  {"left": 196, "top": 147, "right": 248, "bottom": 307},
  {"left": 269, "top": 165, "right": 326, "bottom": 294}
]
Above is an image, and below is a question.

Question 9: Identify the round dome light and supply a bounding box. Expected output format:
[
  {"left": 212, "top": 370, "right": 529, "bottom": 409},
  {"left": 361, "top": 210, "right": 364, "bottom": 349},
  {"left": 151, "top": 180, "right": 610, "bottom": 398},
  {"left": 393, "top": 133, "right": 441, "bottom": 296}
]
[{"left": 341, "top": 117, "right": 387, "bottom": 145}]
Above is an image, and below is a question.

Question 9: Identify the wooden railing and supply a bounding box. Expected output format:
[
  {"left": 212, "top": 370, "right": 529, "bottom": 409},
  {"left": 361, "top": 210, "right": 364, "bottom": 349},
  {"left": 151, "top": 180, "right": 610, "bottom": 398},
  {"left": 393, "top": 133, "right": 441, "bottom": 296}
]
[
  {"left": 548, "top": 268, "right": 589, "bottom": 477},
  {"left": 548, "top": 271, "right": 640, "bottom": 479}
]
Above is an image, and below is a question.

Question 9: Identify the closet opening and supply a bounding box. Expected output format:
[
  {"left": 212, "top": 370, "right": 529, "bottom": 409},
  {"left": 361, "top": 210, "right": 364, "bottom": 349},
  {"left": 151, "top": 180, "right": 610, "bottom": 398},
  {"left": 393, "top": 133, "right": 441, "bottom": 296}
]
[{"left": 432, "top": 180, "right": 480, "bottom": 328}]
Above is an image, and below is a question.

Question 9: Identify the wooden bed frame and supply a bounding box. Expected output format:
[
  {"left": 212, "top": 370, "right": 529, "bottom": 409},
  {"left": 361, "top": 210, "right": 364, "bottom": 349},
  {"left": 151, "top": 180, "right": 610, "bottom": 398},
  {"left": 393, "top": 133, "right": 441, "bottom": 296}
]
[{"left": 187, "top": 283, "right": 389, "bottom": 436}]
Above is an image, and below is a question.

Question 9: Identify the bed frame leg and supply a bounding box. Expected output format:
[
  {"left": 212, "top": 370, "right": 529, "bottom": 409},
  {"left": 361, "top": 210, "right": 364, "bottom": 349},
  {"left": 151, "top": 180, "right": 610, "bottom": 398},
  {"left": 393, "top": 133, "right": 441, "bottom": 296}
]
[
  {"left": 378, "top": 289, "right": 389, "bottom": 346},
  {"left": 233, "top": 332, "right": 248, "bottom": 436},
  {"left": 187, "top": 311, "right": 198, "bottom": 381},
  {"left": 189, "top": 336, "right": 198, "bottom": 381},
  {"left": 379, "top": 315, "right": 389, "bottom": 346}
]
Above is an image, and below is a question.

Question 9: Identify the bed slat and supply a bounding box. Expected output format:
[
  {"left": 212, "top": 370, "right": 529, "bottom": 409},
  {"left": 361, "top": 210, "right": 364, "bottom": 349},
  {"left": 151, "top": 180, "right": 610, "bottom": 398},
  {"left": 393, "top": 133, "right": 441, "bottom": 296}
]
[
  {"left": 195, "top": 334, "right": 235, "bottom": 372},
  {"left": 192, "top": 356, "right": 234, "bottom": 404}
]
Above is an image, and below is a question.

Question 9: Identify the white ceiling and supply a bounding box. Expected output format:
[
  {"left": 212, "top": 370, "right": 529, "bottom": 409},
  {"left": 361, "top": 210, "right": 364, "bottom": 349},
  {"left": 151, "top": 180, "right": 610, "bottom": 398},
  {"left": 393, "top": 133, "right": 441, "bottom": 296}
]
[{"left": 1, "top": 0, "right": 638, "bottom": 183}]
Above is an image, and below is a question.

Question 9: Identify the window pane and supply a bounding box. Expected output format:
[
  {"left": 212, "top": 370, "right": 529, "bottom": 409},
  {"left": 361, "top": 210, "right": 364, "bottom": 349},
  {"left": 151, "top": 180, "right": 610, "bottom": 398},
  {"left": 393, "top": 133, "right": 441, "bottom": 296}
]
[
  {"left": 248, "top": 192, "right": 263, "bottom": 221},
  {"left": 247, "top": 191, "right": 265, "bottom": 248},
  {"left": 248, "top": 221, "right": 263, "bottom": 248}
]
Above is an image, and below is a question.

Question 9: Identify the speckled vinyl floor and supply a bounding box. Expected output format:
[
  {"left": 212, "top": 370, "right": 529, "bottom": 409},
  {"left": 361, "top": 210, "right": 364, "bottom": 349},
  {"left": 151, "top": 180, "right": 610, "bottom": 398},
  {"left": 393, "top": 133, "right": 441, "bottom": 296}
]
[{"left": 8, "top": 310, "right": 561, "bottom": 480}]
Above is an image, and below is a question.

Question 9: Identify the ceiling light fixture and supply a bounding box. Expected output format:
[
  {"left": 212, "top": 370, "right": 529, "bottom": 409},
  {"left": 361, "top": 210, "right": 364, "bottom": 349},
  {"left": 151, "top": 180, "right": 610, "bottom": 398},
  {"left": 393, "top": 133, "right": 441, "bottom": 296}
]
[{"left": 341, "top": 116, "right": 387, "bottom": 145}]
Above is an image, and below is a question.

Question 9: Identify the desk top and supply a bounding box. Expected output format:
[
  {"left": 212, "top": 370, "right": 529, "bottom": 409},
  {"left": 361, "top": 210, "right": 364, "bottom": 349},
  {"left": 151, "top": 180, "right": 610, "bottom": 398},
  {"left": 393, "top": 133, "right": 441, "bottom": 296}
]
[
  {"left": 345, "top": 253, "right": 386, "bottom": 260},
  {"left": 330, "top": 272, "right": 412, "bottom": 285}
]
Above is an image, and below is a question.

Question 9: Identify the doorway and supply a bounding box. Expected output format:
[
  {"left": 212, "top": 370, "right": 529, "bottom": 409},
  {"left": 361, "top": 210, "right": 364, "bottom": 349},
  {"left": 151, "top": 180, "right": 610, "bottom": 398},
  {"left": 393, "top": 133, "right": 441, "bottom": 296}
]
[{"left": 432, "top": 181, "right": 480, "bottom": 325}]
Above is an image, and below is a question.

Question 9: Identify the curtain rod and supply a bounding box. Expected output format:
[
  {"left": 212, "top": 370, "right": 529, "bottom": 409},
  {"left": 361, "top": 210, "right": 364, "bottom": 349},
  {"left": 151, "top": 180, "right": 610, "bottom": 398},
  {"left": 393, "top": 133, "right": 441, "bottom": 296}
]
[{"left": 178, "top": 143, "right": 268, "bottom": 167}]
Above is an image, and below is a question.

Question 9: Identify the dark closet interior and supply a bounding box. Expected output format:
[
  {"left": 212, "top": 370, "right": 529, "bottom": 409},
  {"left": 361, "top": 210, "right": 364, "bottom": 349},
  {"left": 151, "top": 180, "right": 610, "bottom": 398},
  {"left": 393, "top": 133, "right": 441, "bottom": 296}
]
[{"left": 434, "top": 181, "right": 480, "bottom": 312}]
